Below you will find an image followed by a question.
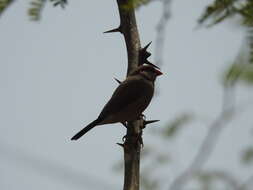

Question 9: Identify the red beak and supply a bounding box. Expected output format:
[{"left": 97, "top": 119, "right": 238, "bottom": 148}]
[{"left": 155, "top": 69, "right": 163, "bottom": 76}]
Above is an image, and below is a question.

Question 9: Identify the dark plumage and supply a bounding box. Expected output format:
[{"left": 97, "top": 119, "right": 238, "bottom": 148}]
[{"left": 71, "top": 65, "right": 162, "bottom": 140}]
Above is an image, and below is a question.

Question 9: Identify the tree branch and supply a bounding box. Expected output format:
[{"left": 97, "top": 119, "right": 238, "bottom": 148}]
[
  {"left": 116, "top": 0, "right": 141, "bottom": 75},
  {"left": 114, "top": 1, "right": 142, "bottom": 190}
]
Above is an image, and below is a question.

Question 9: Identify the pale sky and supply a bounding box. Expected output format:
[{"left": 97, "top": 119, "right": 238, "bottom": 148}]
[{"left": 0, "top": 0, "right": 252, "bottom": 190}]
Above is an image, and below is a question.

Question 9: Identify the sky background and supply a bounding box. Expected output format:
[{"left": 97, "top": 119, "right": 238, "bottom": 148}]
[{"left": 0, "top": 0, "right": 253, "bottom": 190}]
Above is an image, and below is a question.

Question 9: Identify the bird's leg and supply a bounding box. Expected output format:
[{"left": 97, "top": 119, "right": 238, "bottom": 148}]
[{"left": 121, "top": 121, "right": 128, "bottom": 142}]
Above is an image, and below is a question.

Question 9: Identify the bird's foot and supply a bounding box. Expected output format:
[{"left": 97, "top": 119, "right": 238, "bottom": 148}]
[{"left": 121, "top": 134, "right": 143, "bottom": 147}]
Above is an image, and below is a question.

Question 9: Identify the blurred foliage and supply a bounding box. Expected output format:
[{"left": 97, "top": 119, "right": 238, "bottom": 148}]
[
  {"left": 223, "top": 61, "right": 253, "bottom": 86},
  {"left": 140, "top": 167, "right": 160, "bottom": 190},
  {"left": 50, "top": 0, "right": 67, "bottom": 8},
  {"left": 199, "top": 0, "right": 253, "bottom": 27},
  {"left": 199, "top": 0, "right": 253, "bottom": 64},
  {"left": 197, "top": 173, "right": 213, "bottom": 190},
  {"left": 0, "top": 0, "right": 14, "bottom": 16},
  {"left": 28, "top": 0, "right": 67, "bottom": 20},
  {"left": 198, "top": 0, "right": 237, "bottom": 26},
  {"left": 194, "top": 171, "right": 235, "bottom": 190},
  {"left": 28, "top": 0, "right": 46, "bottom": 21},
  {"left": 0, "top": 0, "right": 67, "bottom": 20},
  {"left": 242, "top": 146, "right": 253, "bottom": 165},
  {"left": 159, "top": 113, "right": 194, "bottom": 139}
]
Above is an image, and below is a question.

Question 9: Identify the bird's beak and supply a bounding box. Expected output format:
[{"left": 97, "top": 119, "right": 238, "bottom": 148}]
[{"left": 155, "top": 69, "right": 163, "bottom": 76}]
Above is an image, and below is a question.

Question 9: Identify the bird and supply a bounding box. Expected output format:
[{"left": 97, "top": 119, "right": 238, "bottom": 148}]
[{"left": 71, "top": 64, "right": 162, "bottom": 140}]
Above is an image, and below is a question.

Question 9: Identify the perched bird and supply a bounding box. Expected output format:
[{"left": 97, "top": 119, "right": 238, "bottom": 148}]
[{"left": 71, "top": 65, "right": 162, "bottom": 140}]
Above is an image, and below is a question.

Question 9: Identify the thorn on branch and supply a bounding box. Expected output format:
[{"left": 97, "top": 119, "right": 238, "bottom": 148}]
[
  {"left": 143, "top": 119, "right": 160, "bottom": 128},
  {"left": 104, "top": 26, "right": 122, "bottom": 34},
  {"left": 114, "top": 77, "right": 122, "bottom": 84},
  {"left": 117, "top": 143, "right": 124, "bottom": 148},
  {"left": 143, "top": 41, "right": 152, "bottom": 51},
  {"left": 145, "top": 60, "right": 160, "bottom": 69},
  {"left": 139, "top": 42, "right": 160, "bottom": 69}
]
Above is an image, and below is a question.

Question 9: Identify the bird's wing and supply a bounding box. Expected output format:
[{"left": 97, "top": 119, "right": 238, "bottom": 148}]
[{"left": 98, "top": 76, "right": 153, "bottom": 120}]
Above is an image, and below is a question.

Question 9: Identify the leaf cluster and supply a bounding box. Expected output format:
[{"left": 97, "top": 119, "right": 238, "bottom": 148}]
[
  {"left": 0, "top": 0, "right": 14, "bottom": 16},
  {"left": 199, "top": 0, "right": 253, "bottom": 64},
  {"left": 223, "top": 61, "right": 253, "bottom": 86},
  {"left": 28, "top": 0, "right": 67, "bottom": 20},
  {"left": 0, "top": 0, "right": 67, "bottom": 21}
]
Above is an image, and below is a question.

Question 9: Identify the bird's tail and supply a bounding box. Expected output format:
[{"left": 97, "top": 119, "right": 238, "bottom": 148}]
[{"left": 71, "top": 119, "right": 101, "bottom": 140}]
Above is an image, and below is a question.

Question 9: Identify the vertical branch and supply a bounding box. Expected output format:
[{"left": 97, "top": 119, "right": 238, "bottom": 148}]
[
  {"left": 114, "top": 1, "right": 142, "bottom": 190},
  {"left": 116, "top": 0, "right": 141, "bottom": 75}
]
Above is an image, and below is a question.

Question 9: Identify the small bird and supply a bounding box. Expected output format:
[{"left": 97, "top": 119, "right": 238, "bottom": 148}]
[{"left": 71, "top": 64, "right": 162, "bottom": 140}]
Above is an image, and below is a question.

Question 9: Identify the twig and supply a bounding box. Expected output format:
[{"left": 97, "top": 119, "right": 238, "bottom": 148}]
[{"left": 169, "top": 86, "right": 236, "bottom": 190}]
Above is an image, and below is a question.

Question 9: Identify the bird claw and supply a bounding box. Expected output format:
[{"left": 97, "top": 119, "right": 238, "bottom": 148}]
[{"left": 121, "top": 133, "right": 143, "bottom": 147}]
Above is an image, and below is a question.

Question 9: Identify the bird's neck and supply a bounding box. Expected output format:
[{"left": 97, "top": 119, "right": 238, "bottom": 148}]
[{"left": 140, "top": 72, "right": 155, "bottom": 82}]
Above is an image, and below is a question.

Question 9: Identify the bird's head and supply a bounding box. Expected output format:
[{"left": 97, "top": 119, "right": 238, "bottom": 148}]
[{"left": 130, "top": 65, "right": 163, "bottom": 81}]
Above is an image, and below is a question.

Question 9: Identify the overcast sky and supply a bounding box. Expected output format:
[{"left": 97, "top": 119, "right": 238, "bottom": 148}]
[{"left": 1, "top": 0, "right": 252, "bottom": 190}]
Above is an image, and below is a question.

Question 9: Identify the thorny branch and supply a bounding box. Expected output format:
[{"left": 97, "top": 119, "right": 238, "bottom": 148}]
[
  {"left": 113, "top": 1, "right": 142, "bottom": 189},
  {"left": 108, "top": 1, "right": 158, "bottom": 190}
]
